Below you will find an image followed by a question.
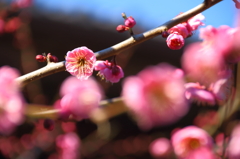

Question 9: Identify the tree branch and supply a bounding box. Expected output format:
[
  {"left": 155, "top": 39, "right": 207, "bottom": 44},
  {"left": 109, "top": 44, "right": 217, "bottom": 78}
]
[{"left": 16, "top": 0, "right": 222, "bottom": 86}]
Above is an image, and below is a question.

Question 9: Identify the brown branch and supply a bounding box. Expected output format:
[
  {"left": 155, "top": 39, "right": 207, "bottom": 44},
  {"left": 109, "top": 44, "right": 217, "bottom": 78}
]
[
  {"left": 25, "top": 97, "right": 128, "bottom": 124},
  {"left": 16, "top": 0, "right": 222, "bottom": 86}
]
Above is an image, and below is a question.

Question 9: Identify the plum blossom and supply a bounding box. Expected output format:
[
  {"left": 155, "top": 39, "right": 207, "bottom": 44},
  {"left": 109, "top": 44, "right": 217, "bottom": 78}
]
[
  {"left": 149, "top": 138, "right": 172, "bottom": 158},
  {"left": 185, "top": 83, "right": 216, "bottom": 106},
  {"left": 227, "top": 124, "right": 240, "bottom": 159},
  {"left": 65, "top": 47, "right": 96, "bottom": 80},
  {"left": 181, "top": 42, "right": 225, "bottom": 85},
  {"left": 124, "top": 16, "right": 136, "bottom": 28},
  {"left": 94, "top": 60, "right": 124, "bottom": 83},
  {"left": 199, "top": 25, "right": 239, "bottom": 64},
  {"left": 0, "top": 66, "right": 25, "bottom": 135},
  {"left": 171, "top": 126, "right": 216, "bottom": 159},
  {"left": 122, "top": 63, "right": 188, "bottom": 130},
  {"left": 57, "top": 76, "right": 103, "bottom": 120},
  {"left": 185, "top": 69, "right": 233, "bottom": 106},
  {"left": 56, "top": 132, "right": 81, "bottom": 159},
  {"left": 166, "top": 13, "right": 205, "bottom": 50},
  {"left": 166, "top": 33, "right": 185, "bottom": 50},
  {"left": 12, "top": 0, "right": 32, "bottom": 8}
]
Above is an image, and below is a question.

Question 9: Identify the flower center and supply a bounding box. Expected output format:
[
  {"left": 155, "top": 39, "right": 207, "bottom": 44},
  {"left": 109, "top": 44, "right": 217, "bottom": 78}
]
[
  {"left": 78, "top": 58, "right": 87, "bottom": 67},
  {"left": 187, "top": 138, "right": 201, "bottom": 150}
]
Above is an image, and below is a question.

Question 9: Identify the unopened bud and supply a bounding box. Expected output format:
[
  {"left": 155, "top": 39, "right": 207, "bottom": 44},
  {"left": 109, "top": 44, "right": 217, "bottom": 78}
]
[
  {"left": 47, "top": 53, "right": 59, "bottom": 62},
  {"left": 162, "top": 31, "right": 169, "bottom": 38},
  {"left": 43, "top": 119, "right": 54, "bottom": 131},
  {"left": 124, "top": 17, "right": 136, "bottom": 28},
  {"left": 116, "top": 25, "right": 126, "bottom": 33},
  {"left": 36, "top": 55, "right": 46, "bottom": 62},
  {"left": 50, "top": 55, "right": 58, "bottom": 62}
]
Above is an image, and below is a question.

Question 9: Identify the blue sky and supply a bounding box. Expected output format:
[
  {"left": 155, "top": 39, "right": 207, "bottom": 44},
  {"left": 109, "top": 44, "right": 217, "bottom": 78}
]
[{"left": 33, "top": 0, "right": 237, "bottom": 30}]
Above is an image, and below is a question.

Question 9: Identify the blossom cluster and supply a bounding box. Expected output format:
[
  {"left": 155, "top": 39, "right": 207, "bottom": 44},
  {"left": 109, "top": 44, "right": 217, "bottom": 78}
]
[
  {"left": 182, "top": 25, "right": 240, "bottom": 105},
  {"left": 165, "top": 13, "right": 205, "bottom": 50},
  {"left": 65, "top": 47, "right": 124, "bottom": 83}
]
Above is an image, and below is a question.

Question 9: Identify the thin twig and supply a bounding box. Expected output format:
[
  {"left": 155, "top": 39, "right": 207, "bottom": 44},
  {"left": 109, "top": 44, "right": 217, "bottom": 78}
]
[{"left": 16, "top": 0, "right": 222, "bottom": 86}]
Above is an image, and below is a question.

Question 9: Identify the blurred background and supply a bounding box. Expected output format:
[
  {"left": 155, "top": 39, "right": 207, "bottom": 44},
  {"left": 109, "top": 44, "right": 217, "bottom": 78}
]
[{"left": 0, "top": 0, "right": 237, "bottom": 158}]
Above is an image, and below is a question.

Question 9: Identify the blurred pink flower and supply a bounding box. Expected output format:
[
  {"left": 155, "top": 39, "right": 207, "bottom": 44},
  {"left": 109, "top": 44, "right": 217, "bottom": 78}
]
[
  {"left": 149, "top": 138, "right": 172, "bottom": 158},
  {"left": 56, "top": 132, "right": 81, "bottom": 159},
  {"left": 124, "top": 16, "right": 136, "bottom": 28},
  {"left": 122, "top": 63, "right": 188, "bottom": 130},
  {"left": 0, "top": 66, "right": 25, "bottom": 135},
  {"left": 171, "top": 126, "right": 215, "bottom": 159},
  {"left": 209, "top": 69, "right": 233, "bottom": 104},
  {"left": 187, "top": 13, "right": 205, "bottom": 31},
  {"left": 227, "top": 124, "right": 240, "bottom": 159},
  {"left": 65, "top": 47, "right": 96, "bottom": 80},
  {"left": 13, "top": 0, "right": 32, "bottom": 8},
  {"left": 200, "top": 25, "right": 239, "bottom": 64},
  {"left": 185, "top": 83, "right": 216, "bottom": 106},
  {"left": 58, "top": 76, "right": 103, "bottom": 119},
  {"left": 168, "top": 24, "right": 190, "bottom": 38},
  {"left": 166, "top": 33, "right": 185, "bottom": 50},
  {"left": 94, "top": 60, "right": 124, "bottom": 83},
  {"left": 181, "top": 42, "right": 225, "bottom": 85}
]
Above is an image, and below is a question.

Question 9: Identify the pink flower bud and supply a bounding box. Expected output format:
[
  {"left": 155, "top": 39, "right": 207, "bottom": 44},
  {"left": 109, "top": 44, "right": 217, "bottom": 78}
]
[
  {"left": 166, "top": 33, "right": 185, "bottom": 50},
  {"left": 94, "top": 60, "right": 124, "bottom": 83},
  {"left": 116, "top": 25, "right": 126, "bottom": 33},
  {"left": 149, "top": 138, "right": 172, "bottom": 158},
  {"left": 124, "top": 16, "right": 136, "bottom": 28},
  {"left": 36, "top": 55, "right": 46, "bottom": 62}
]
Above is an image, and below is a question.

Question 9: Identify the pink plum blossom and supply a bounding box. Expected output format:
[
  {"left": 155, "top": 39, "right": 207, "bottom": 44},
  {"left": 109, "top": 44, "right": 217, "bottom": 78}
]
[
  {"left": 185, "top": 83, "right": 216, "bottom": 106},
  {"left": 124, "top": 16, "right": 136, "bottom": 28},
  {"left": 65, "top": 47, "right": 96, "bottom": 80},
  {"left": 56, "top": 132, "right": 81, "bottom": 159},
  {"left": 171, "top": 126, "right": 215, "bottom": 159},
  {"left": 209, "top": 69, "right": 233, "bottom": 104},
  {"left": 13, "top": 0, "right": 32, "bottom": 8},
  {"left": 58, "top": 76, "right": 103, "bottom": 119},
  {"left": 94, "top": 60, "right": 124, "bottom": 83},
  {"left": 166, "top": 33, "right": 185, "bottom": 50},
  {"left": 166, "top": 13, "right": 204, "bottom": 50},
  {"left": 187, "top": 13, "right": 205, "bottom": 31},
  {"left": 122, "top": 63, "right": 188, "bottom": 130},
  {"left": 149, "top": 138, "right": 172, "bottom": 158},
  {"left": 0, "top": 66, "right": 25, "bottom": 135},
  {"left": 227, "top": 124, "right": 240, "bottom": 159},
  {"left": 168, "top": 24, "right": 190, "bottom": 38},
  {"left": 200, "top": 25, "right": 240, "bottom": 64},
  {"left": 181, "top": 42, "right": 225, "bottom": 85}
]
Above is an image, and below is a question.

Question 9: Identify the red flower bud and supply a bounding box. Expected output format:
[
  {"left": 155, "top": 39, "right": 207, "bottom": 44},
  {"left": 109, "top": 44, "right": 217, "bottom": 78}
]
[
  {"left": 162, "top": 31, "right": 169, "bottom": 38},
  {"left": 50, "top": 55, "right": 59, "bottom": 62},
  {"left": 35, "top": 55, "right": 46, "bottom": 62},
  {"left": 116, "top": 25, "right": 126, "bottom": 33},
  {"left": 43, "top": 119, "right": 54, "bottom": 131}
]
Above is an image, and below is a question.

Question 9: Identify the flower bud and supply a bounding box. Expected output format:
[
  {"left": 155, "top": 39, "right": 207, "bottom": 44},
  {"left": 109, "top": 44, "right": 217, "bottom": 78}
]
[
  {"left": 47, "top": 53, "right": 59, "bottom": 62},
  {"left": 116, "top": 25, "right": 126, "bottom": 33},
  {"left": 162, "top": 31, "right": 169, "bottom": 38},
  {"left": 124, "top": 16, "right": 136, "bottom": 28},
  {"left": 35, "top": 55, "right": 46, "bottom": 62},
  {"left": 43, "top": 119, "right": 54, "bottom": 131},
  {"left": 50, "top": 55, "right": 59, "bottom": 62},
  {"left": 166, "top": 33, "right": 185, "bottom": 50}
]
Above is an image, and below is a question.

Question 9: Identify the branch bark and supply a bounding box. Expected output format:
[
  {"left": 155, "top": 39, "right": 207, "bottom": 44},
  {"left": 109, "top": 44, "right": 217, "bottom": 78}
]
[{"left": 16, "top": 0, "right": 222, "bottom": 86}]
